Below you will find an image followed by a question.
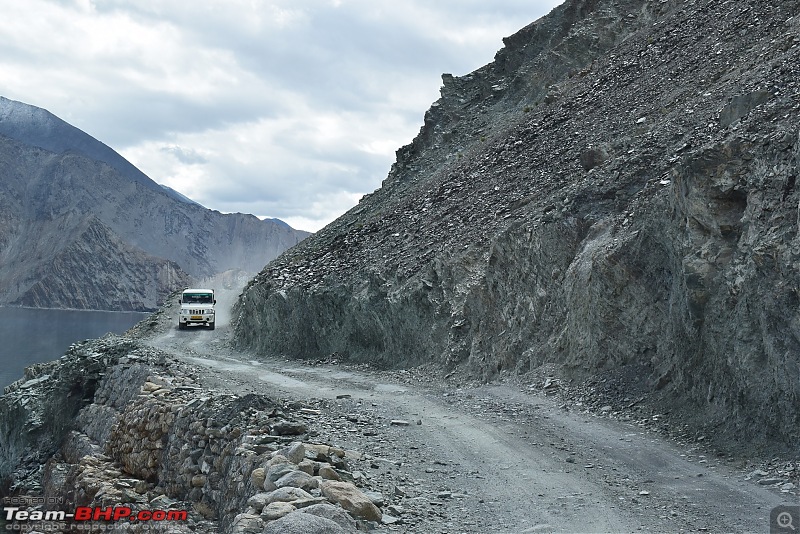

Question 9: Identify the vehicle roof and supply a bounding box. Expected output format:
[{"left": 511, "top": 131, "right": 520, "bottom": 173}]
[{"left": 182, "top": 288, "right": 214, "bottom": 293}]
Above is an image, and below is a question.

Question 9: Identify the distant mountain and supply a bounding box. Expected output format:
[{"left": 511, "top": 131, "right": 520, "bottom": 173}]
[
  {"left": 0, "top": 97, "right": 194, "bottom": 206},
  {"left": 0, "top": 97, "right": 309, "bottom": 311}
]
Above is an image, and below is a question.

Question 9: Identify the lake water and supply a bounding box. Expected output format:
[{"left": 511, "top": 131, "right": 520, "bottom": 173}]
[{"left": 0, "top": 307, "right": 149, "bottom": 390}]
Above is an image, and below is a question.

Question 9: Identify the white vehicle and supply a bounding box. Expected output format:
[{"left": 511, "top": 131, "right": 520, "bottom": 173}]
[{"left": 178, "top": 288, "right": 216, "bottom": 330}]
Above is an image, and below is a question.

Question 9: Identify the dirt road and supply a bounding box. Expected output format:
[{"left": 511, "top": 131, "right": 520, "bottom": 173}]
[{"left": 143, "top": 292, "right": 793, "bottom": 533}]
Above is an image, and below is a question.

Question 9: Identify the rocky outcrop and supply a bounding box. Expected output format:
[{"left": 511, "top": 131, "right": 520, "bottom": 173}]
[
  {"left": 0, "top": 99, "right": 309, "bottom": 311},
  {"left": 0, "top": 336, "right": 386, "bottom": 533},
  {"left": 233, "top": 0, "right": 800, "bottom": 450},
  {"left": 0, "top": 337, "right": 135, "bottom": 493}
]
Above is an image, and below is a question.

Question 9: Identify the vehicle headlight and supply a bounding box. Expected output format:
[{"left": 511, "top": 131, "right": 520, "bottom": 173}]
[{"left": 207, "top": 309, "right": 215, "bottom": 314}]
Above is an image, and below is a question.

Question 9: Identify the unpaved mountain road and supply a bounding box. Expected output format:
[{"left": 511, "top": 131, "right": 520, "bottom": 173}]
[{"left": 141, "top": 293, "right": 792, "bottom": 533}]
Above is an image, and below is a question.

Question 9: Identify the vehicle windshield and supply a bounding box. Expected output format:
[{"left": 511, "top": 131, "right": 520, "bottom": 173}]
[{"left": 183, "top": 293, "right": 213, "bottom": 304}]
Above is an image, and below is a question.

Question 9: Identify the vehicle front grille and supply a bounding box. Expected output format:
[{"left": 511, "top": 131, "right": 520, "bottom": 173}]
[{"left": 189, "top": 309, "right": 204, "bottom": 315}]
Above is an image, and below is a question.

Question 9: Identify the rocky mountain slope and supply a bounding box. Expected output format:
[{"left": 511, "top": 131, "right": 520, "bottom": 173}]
[
  {"left": 233, "top": 0, "right": 800, "bottom": 450},
  {"left": 0, "top": 96, "right": 193, "bottom": 206},
  {"left": 0, "top": 98, "right": 309, "bottom": 311}
]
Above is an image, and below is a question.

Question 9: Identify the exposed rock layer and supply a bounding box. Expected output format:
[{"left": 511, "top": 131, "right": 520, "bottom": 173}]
[{"left": 233, "top": 0, "right": 800, "bottom": 449}]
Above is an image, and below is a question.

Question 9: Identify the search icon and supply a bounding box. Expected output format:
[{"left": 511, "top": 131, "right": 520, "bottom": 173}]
[
  {"left": 778, "top": 511, "right": 796, "bottom": 531},
  {"left": 773, "top": 507, "right": 800, "bottom": 534}
]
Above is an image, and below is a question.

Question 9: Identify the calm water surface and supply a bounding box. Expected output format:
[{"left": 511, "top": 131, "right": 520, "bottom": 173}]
[{"left": 0, "top": 307, "right": 148, "bottom": 390}]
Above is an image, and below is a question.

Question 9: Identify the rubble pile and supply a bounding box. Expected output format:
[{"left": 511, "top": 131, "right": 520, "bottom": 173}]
[{"left": 1, "top": 336, "right": 394, "bottom": 533}]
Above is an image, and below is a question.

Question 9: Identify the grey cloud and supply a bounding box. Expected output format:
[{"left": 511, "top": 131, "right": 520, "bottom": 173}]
[
  {"left": 46, "top": 1, "right": 555, "bottom": 147},
  {"left": 72, "top": 88, "right": 278, "bottom": 149},
  {"left": 1, "top": 0, "right": 558, "bottom": 230},
  {"left": 160, "top": 145, "right": 208, "bottom": 165}
]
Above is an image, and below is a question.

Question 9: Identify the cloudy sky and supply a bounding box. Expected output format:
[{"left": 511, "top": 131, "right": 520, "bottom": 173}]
[{"left": 0, "top": 0, "right": 561, "bottom": 232}]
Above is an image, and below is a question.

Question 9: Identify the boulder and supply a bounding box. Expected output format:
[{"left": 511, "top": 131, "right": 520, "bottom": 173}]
[
  {"left": 261, "top": 501, "right": 295, "bottom": 521},
  {"left": 299, "top": 503, "right": 359, "bottom": 531},
  {"left": 228, "top": 513, "right": 263, "bottom": 534},
  {"left": 262, "top": 512, "right": 355, "bottom": 534},
  {"left": 266, "top": 486, "right": 313, "bottom": 504},
  {"left": 320, "top": 480, "right": 382, "bottom": 522},
  {"left": 274, "top": 470, "right": 317, "bottom": 491}
]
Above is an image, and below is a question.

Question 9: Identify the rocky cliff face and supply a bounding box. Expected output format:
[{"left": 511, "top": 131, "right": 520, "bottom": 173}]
[
  {"left": 233, "top": 0, "right": 800, "bottom": 449},
  {"left": 0, "top": 101, "right": 309, "bottom": 310}
]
